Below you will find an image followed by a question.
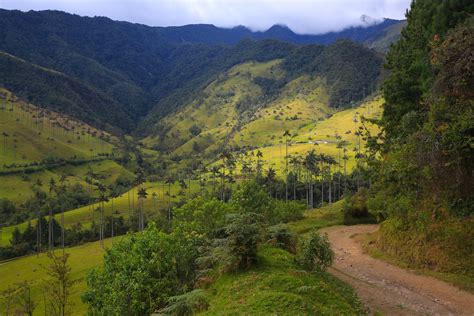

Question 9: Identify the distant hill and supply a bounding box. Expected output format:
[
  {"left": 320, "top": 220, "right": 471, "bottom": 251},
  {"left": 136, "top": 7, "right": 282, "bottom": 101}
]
[{"left": 0, "top": 9, "right": 398, "bottom": 134}]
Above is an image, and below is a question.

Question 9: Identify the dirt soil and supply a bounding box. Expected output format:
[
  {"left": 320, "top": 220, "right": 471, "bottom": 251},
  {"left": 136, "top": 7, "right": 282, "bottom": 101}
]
[{"left": 322, "top": 225, "right": 474, "bottom": 315}]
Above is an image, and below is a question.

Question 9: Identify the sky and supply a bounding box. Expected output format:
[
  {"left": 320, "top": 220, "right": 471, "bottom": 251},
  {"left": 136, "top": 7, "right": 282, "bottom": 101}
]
[{"left": 0, "top": 0, "right": 411, "bottom": 34}]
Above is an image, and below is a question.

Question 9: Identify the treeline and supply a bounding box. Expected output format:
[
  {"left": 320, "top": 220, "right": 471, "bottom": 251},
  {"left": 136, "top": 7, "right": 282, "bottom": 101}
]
[{"left": 363, "top": 0, "right": 474, "bottom": 273}]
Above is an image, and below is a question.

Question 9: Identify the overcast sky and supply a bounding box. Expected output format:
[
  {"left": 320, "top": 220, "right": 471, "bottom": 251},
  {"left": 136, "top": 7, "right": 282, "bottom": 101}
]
[{"left": 0, "top": 0, "right": 411, "bottom": 34}]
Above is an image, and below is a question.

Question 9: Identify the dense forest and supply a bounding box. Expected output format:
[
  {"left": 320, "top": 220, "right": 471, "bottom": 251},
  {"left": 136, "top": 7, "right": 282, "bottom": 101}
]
[{"left": 367, "top": 0, "right": 474, "bottom": 272}]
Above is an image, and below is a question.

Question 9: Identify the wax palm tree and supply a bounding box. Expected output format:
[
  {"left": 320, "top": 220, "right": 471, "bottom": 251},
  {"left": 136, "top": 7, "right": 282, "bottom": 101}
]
[
  {"left": 58, "top": 174, "right": 68, "bottom": 253},
  {"left": 97, "top": 183, "right": 108, "bottom": 248},
  {"left": 137, "top": 187, "right": 148, "bottom": 231},
  {"left": 32, "top": 180, "right": 44, "bottom": 256},
  {"left": 48, "top": 177, "right": 56, "bottom": 252},
  {"left": 165, "top": 176, "right": 174, "bottom": 221},
  {"left": 289, "top": 155, "right": 302, "bottom": 200},
  {"left": 283, "top": 130, "right": 291, "bottom": 202},
  {"left": 303, "top": 150, "right": 319, "bottom": 209}
]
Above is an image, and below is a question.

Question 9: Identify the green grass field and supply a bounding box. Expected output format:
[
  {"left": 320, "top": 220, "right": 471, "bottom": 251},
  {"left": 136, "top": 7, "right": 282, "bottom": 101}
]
[
  {"left": 0, "top": 238, "right": 113, "bottom": 315},
  {"left": 0, "top": 159, "right": 134, "bottom": 204},
  {"left": 0, "top": 89, "right": 114, "bottom": 167},
  {"left": 1, "top": 180, "right": 200, "bottom": 244}
]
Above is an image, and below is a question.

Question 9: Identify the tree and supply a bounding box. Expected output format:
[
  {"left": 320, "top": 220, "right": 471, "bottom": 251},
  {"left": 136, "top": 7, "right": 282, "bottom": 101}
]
[
  {"left": 137, "top": 187, "right": 148, "bottom": 231},
  {"left": 283, "top": 130, "right": 291, "bottom": 202},
  {"left": 303, "top": 150, "right": 318, "bottom": 209},
  {"left": 82, "top": 224, "right": 200, "bottom": 315},
  {"left": 47, "top": 178, "right": 56, "bottom": 252},
  {"left": 58, "top": 175, "right": 68, "bottom": 253},
  {"left": 96, "top": 183, "right": 108, "bottom": 248},
  {"left": 43, "top": 252, "right": 75, "bottom": 316},
  {"left": 15, "top": 281, "right": 36, "bottom": 316}
]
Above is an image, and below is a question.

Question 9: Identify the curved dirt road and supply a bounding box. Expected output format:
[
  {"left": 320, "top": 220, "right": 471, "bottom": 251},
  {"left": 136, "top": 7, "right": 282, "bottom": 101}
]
[{"left": 322, "top": 225, "right": 474, "bottom": 315}]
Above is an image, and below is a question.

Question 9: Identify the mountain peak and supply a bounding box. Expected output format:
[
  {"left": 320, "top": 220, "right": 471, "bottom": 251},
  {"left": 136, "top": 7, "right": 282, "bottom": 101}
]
[
  {"left": 360, "top": 14, "right": 382, "bottom": 26},
  {"left": 264, "top": 24, "right": 295, "bottom": 36}
]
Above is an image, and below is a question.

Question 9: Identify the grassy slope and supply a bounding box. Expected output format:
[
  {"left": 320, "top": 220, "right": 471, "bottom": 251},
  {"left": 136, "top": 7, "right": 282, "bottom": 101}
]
[
  {"left": 362, "top": 229, "right": 474, "bottom": 294},
  {"left": 1, "top": 180, "right": 200, "bottom": 244},
  {"left": 203, "top": 201, "right": 364, "bottom": 315},
  {"left": 0, "top": 89, "right": 114, "bottom": 166},
  {"left": 0, "top": 201, "right": 359, "bottom": 316},
  {"left": 202, "top": 246, "right": 362, "bottom": 315},
  {"left": 0, "top": 159, "right": 134, "bottom": 204},
  {"left": 143, "top": 59, "right": 383, "bottom": 177},
  {"left": 0, "top": 238, "right": 113, "bottom": 315}
]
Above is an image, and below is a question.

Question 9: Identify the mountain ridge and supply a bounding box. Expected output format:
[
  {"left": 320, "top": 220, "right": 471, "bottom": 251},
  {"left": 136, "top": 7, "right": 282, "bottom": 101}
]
[{"left": 0, "top": 9, "right": 398, "bottom": 134}]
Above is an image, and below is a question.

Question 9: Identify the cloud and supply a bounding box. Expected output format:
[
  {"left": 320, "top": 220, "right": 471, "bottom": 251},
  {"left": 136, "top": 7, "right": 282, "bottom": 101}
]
[{"left": 0, "top": 0, "right": 411, "bottom": 34}]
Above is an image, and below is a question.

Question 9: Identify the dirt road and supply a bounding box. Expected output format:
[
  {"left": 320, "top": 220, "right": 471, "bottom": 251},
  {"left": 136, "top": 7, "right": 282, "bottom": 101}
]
[{"left": 322, "top": 225, "right": 474, "bottom": 315}]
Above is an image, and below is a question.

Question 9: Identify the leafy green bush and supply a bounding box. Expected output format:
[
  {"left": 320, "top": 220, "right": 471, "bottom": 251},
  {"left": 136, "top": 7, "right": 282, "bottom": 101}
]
[
  {"left": 173, "top": 196, "right": 233, "bottom": 238},
  {"left": 265, "top": 224, "right": 296, "bottom": 253},
  {"left": 231, "top": 181, "right": 272, "bottom": 219},
  {"left": 296, "top": 232, "right": 334, "bottom": 272},
  {"left": 222, "top": 213, "right": 262, "bottom": 271},
  {"left": 156, "top": 289, "right": 209, "bottom": 316},
  {"left": 271, "top": 200, "right": 305, "bottom": 224},
  {"left": 82, "top": 223, "right": 202, "bottom": 315},
  {"left": 343, "top": 188, "right": 377, "bottom": 225}
]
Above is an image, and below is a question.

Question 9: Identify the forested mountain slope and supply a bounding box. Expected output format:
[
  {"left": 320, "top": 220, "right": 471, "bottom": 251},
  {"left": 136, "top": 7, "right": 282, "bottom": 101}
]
[{"left": 0, "top": 9, "right": 392, "bottom": 134}]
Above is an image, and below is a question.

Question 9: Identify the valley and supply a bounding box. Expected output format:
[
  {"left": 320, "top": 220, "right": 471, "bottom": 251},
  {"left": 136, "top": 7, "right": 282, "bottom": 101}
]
[{"left": 1, "top": 2, "right": 473, "bottom": 315}]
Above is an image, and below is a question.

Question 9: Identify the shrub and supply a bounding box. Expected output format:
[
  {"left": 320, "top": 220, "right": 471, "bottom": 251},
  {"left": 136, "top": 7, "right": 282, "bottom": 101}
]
[
  {"left": 173, "top": 196, "right": 233, "bottom": 238},
  {"left": 343, "top": 188, "right": 377, "bottom": 225},
  {"left": 271, "top": 200, "right": 305, "bottom": 224},
  {"left": 156, "top": 289, "right": 209, "bottom": 316},
  {"left": 82, "top": 223, "right": 202, "bottom": 315},
  {"left": 296, "top": 232, "right": 334, "bottom": 272},
  {"left": 265, "top": 224, "right": 296, "bottom": 253},
  {"left": 230, "top": 181, "right": 272, "bottom": 219},
  {"left": 223, "top": 213, "right": 262, "bottom": 271}
]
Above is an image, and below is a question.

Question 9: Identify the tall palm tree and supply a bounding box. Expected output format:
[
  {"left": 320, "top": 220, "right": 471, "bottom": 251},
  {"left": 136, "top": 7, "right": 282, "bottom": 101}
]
[
  {"left": 283, "top": 130, "right": 291, "bottom": 203},
  {"left": 324, "top": 155, "right": 337, "bottom": 204},
  {"left": 137, "top": 187, "right": 148, "bottom": 231},
  {"left": 33, "top": 179, "right": 44, "bottom": 256},
  {"left": 58, "top": 174, "right": 68, "bottom": 253},
  {"left": 97, "top": 183, "right": 108, "bottom": 248},
  {"left": 48, "top": 177, "right": 56, "bottom": 252},
  {"left": 289, "top": 156, "right": 301, "bottom": 200},
  {"left": 343, "top": 148, "right": 349, "bottom": 196},
  {"left": 303, "top": 150, "right": 318, "bottom": 209},
  {"left": 219, "top": 151, "right": 232, "bottom": 201},
  {"left": 165, "top": 176, "right": 174, "bottom": 221}
]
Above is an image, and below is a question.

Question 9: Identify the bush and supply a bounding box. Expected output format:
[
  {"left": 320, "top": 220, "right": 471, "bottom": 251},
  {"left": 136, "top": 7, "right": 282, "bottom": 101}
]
[
  {"left": 82, "top": 223, "right": 202, "bottom": 315},
  {"left": 296, "top": 232, "right": 334, "bottom": 272},
  {"left": 271, "top": 200, "right": 305, "bottom": 224},
  {"left": 173, "top": 196, "right": 233, "bottom": 238},
  {"left": 265, "top": 224, "right": 296, "bottom": 253},
  {"left": 343, "top": 188, "right": 377, "bottom": 225},
  {"left": 156, "top": 289, "right": 209, "bottom": 316}
]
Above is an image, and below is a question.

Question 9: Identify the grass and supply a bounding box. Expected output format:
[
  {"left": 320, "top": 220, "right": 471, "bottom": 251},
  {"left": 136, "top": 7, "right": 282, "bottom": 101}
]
[
  {"left": 0, "top": 200, "right": 354, "bottom": 315},
  {"left": 288, "top": 201, "right": 345, "bottom": 235},
  {"left": 0, "top": 88, "right": 114, "bottom": 167},
  {"left": 0, "top": 238, "right": 113, "bottom": 315},
  {"left": 1, "top": 180, "right": 200, "bottom": 244},
  {"left": 361, "top": 231, "right": 474, "bottom": 294},
  {"left": 0, "top": 159, "right": 134, "bottom": 204},
  {"left": 202, "top": 200, "right": 362, "bottom": 315},
  {"left": 202, "top": 245, "right": 363, "bottom": 315}
]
